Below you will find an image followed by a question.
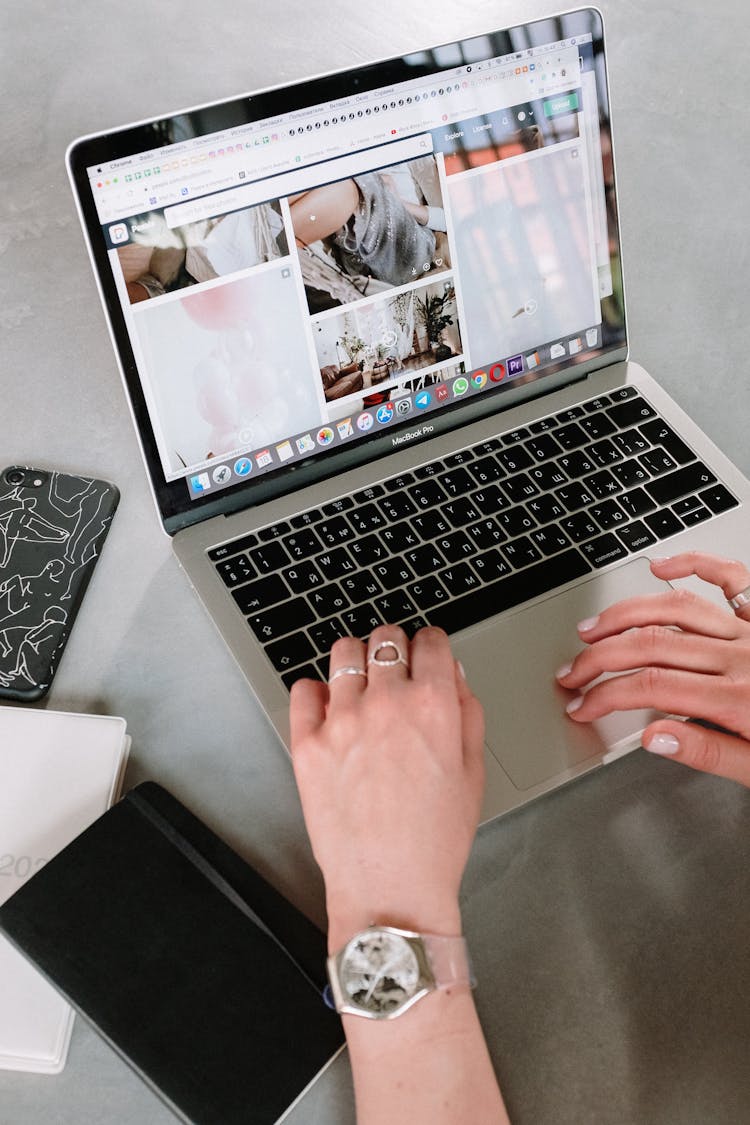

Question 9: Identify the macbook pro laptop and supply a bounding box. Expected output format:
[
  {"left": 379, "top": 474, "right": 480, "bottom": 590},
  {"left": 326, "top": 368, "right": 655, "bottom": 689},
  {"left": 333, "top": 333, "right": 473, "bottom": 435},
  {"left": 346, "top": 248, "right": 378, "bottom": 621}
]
[{"left": 67, "top": 7, "right": 749, "bottom": 820}]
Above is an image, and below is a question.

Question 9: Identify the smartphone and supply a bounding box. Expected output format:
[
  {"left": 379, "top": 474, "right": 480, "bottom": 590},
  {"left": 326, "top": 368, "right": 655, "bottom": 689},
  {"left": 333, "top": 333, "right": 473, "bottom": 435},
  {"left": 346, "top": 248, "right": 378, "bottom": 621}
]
[{"left": 0, "top": 466, "right": 119, "bottom": 702}]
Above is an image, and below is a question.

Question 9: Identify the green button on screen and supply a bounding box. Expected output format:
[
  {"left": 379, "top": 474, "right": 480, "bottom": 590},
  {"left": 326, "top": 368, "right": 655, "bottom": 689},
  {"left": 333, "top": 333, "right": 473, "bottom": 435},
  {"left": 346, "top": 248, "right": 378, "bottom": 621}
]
[{"left": 543, "top": 91, "right": 580, "bottom": 118}]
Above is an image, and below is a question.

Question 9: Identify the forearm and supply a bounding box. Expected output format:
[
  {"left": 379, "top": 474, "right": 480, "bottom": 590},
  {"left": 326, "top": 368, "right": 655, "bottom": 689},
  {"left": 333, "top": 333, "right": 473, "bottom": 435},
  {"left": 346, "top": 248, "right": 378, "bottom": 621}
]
[{"left": 343, "top": 989, "right": 509, "bottom": 1125}]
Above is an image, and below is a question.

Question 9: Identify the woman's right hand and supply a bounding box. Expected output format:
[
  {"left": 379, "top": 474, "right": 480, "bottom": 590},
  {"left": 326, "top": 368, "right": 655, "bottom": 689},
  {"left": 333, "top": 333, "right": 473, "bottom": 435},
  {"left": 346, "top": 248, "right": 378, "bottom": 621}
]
[{"left": 557, "top": 552, "right": 750, "bottom": 786}]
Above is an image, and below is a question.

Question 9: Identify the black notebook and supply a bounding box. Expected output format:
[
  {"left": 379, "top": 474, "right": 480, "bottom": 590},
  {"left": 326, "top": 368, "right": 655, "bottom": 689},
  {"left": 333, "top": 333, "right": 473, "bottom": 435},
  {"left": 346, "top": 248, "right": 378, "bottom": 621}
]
[{"left": 0, "top": 782, "right": 345, "bottom": 1124}]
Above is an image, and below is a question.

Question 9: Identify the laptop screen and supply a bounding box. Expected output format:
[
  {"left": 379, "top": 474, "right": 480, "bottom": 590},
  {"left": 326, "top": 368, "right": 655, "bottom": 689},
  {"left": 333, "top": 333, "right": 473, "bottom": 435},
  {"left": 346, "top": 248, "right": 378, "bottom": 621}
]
[{"left": 68, "top": 7, "right": 626, "bottom": 532}]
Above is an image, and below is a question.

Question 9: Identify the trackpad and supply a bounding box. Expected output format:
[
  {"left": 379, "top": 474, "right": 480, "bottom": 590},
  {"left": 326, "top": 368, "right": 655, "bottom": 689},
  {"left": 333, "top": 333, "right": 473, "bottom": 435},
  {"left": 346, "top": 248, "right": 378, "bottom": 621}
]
[{"left": 452, "top": 558, "right": 671, "bottom": 791}]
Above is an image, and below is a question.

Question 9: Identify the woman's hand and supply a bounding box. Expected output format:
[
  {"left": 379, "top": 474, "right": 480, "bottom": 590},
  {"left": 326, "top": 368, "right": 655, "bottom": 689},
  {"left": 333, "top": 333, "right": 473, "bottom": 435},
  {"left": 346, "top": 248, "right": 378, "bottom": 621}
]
[
  {"left": 290, "top": 626, "right": 485, "bottom": 952},
  {"left": 557, "top": 552, "right": 750, "bottom": 786}
]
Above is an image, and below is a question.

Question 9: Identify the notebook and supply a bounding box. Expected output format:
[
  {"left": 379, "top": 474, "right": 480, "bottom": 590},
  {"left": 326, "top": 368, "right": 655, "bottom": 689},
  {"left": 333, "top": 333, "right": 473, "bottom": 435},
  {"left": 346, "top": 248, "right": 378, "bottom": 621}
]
[
  {"left": 66, "top": 7, "right": 749, "bottom": 820},
  {"left": 0, "top": 706, "right": 129, "bottom": 1073},
  {"left": 0, "top": 782, "right": 345, "bottom": 1125}
]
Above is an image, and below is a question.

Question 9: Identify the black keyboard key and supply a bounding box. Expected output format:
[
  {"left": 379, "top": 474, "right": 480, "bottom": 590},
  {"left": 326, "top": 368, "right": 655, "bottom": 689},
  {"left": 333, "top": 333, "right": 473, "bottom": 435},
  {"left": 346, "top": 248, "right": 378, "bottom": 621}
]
[
  {"left": 439, "top": 562, "right": 483, "bottom": 595},
  {"left": 283, "top": 560, "right": 324, "bottom": 593},
  {"left": 317, "top": 515, "right": 357, "bottom": 547},
  {"left": 349, "top": 535, "right": 389, "bottom": 567},
  {"left": 530, "top": 525, "right": 572, "bottom": 556},
  {"left": 587, "top": 439, "right": 623, "bottom": 467},
  {"left": 248, "top": 597, "right": 315, "bottom": 644},
  {"left": 290, "top": 510, "right": 320, "bottom": 529},
  {"left": 414, "top": 461, "right": 442, "bottom": 479},
  {"left": 585, "top": 469, "right": 622, "bottom": 499},
  {"left": 552, "top": 406, "right": 585, "bottom": 424},
  {"left": 401, "top": 615, "right": 431, "bottom": 638},
  {"left": 579, "top": 413, "right": 616, "bottom": 440},
  {"left": 472, "top": 438, "right": 502, "bottom": 456},
  {"left": 638, "top": 420, "right": 695, "bottom": 465},
  {"left": 209, "top": 532, "right": 259, "bottom": 561},
  {"left": 590, "top": 499, "right": 627, "bottom": 530},
  {"left": 618, "top": 487, "right": 657, "bottom": 519},
  {"left": 385, "top": 471, "right": 416, "bottom": 491},
  {"left": 467, "top": 457, "right": 505, "bottom": 486},
  {"left": 472, "top": 484, "right": 511, "bottom": 515},
  {"left": 560, "top": 512, "right": 600, "bottom": 543},
  {"left": 412, "top": 510, "right": 452, "bottom": 540},
  {"left": 316, "top": 546, "right": 358, "bottom": 580},
  {"left": 644, "top": 509, "right": 684, "bottom": 540},
  {"left": 529, "top": 463, "right": 569, "bottom": 491},
  {"left": 616, "top": 521, "right": 657, "bottom": 553},
  {"left": 341, "top": 605, "right": 383, "bottom": 637},
  {"left": 466, "top": 518, "right": 507, "bottom": 550},
  {"left": 679, "top": 506, "right": 712, "bottom": 527},
  {"left": 373, "top": 558, "right": 415, "bottom": 590},
  {"left": 354, "top": 484, "right": 385, "bottom": 503},
  {"left": 501, "top": 473, "right": 540, "bottom": 505},
  {"left": 555, "top": 481, "right": 595, "bottom": 512},
  {"left": 639, "top": 449, "right": 678, "bottom": 477},
  {"left": 503, "top": 536, "right": 543, "bottom": 568},
  {"left": 425, "top": 548, "right": 591, "bottom": 634},
  {"left": 503, "top": 427, "right": 531, "bottom": 444},
  {"left": 527, "top": 433, "right": 563, "bottom": 461},
  {"left": 609, "top": 386, "right": 638, "bottom": 402},
  {"left": 497, "top": 446, "right": 533, "bottom": 473},
  {"left": 700, "top": 483, "right": 739, "bottom": 514},
  {"left": 443, "top": 450, "right": 475, "bottom": 468},
  {"left": 440, "top": 466, "right": 475, "bottom": 496},
  {"left": 558, "top": 450, "right": 596, "bottom": 478},
  {"left": 435, "top": 530, "right": 478, "bottom": 562},
  {"left": 410, "top": 480, "right": 448, "bottom": 509},
  {"left": 375, "top": 589, "right": 418, "bottom": 621},
  {"left": 611, "top": 458, "right": 651, "bottom": 489},
  {"left": 283, "top": 528, "right": 323, "bottom": 560},
  {"left": 249, "top": 540, "right": 290, "bottom": 574},
  {"left": 405, "top": 544, "right": 448, "bottom": 577},
  {"left": 580, "top": 533, "right": 629, "bottom": 568},
  {"left": 442, "top": 497, "right": 481, "bottom": 528},
  {"left": 528, "top": 494, "right": 566, "bottom": 524},
  {"left": 583, "top": 396, "right": 612, "bottom": 413},
  {"left": 471, "top": 548, "right": 512, "bottom": 583},
  {"left": 308, "top": 583, "right": 350, "bottom": 619},
  {"left": 215, "top": 553, "right": 257, "bottom": 587},
  {"left": 232, "top": 573, "right": 287, "bottom": 614},
  {"left": 406, "top": 574, "right": 451, "bottom": 611},
  {"left": 529, "top": 416, "right": 557, "bottom": 433},
  {"left": 265, "top": 631, "right": 316, "bottom": 674},
  {"left": 552, "top": 421, "right": 588, "bottom": 450},
  {"left": 382, "top": 522, "right": 420, "bottom": 554},
  {"left": 309, "top": 618, "right": 348, "bottom": 654},
  {"left": 258, "top": 521, "right": 291, "bottom": 541},
  {"left": 380, "top": 492, "right": 417, "bottom": 522},
  {"left": 612, "top": 427, "right": 650, "bottom": 457},
  {"left": 340, "top": 571, "right": 383, "bottom": 603},
  {"left": 497, "top": 506, "right": 536, "bottom": 538},
  {"left": 322, "top": 496, "right": 354, "bottom": 516},
  {"left": 348, "top": 502, "right": 387, "bottom": 534},
  {"left": 672, "top": 496, "right": 702, "bottom": 516},
  {"left": 644, "top": 463, "right": 717, "bottom": 506},
  {"left": 606, "top": 396, "right": 656, "bottom": 428},
  {"left": 281, "top": 663, "right": 320, "bottom": 691}
]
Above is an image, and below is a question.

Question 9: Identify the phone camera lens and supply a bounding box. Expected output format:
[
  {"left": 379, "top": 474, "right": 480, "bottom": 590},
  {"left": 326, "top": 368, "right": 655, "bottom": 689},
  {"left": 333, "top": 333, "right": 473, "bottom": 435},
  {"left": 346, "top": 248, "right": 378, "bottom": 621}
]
[{"left": 6, "top": 469, "right": 25, "bottom": 485}]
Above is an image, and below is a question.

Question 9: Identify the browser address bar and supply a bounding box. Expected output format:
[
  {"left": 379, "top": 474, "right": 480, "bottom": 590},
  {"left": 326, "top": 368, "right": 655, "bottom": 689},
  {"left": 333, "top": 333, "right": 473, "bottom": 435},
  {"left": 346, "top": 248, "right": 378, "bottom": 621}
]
[{"left": 164, "top": 134, "right": 433, "bottom": 229}]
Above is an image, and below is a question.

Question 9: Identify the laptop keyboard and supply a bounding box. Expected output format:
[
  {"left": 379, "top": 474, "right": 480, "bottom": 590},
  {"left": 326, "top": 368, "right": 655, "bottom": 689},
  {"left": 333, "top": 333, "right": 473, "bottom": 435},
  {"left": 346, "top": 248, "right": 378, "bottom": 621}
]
[{"left": 208, "top": 386, "right": 739, "bottom": 689}]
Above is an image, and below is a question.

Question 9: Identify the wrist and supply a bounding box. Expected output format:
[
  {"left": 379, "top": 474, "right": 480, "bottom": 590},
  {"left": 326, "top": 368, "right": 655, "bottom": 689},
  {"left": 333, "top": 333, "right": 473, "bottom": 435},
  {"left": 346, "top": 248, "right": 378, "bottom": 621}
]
[{"left": 326, "top": 893, "right": 463, "bottom": 954}]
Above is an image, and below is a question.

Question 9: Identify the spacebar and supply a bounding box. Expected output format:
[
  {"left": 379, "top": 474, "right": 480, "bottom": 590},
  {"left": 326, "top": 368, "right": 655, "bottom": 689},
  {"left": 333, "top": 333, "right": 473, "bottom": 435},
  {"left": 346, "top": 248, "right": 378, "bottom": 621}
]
[{"left": 427, "top": 548, "right": 592, "bottom": 635}]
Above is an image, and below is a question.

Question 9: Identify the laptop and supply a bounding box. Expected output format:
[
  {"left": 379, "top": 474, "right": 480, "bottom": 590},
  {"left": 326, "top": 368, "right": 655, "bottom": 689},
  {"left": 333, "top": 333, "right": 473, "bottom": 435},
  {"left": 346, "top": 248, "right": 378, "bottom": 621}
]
[{"left": 67, "top": 7, "right": 749, "bottom": 821}]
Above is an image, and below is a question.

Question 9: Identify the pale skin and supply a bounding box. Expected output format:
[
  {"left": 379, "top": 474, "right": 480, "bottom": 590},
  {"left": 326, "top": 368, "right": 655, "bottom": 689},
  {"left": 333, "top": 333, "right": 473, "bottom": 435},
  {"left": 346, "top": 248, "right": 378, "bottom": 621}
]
[
  {"left": 289, "top": 552, "right": 750, "bottom": 1124},
  {"left": 557, "top": 552, "right": 750, "bottom": 787},
  {"left": 290, "top": 624, "right": 510, "bottom": 1125}
]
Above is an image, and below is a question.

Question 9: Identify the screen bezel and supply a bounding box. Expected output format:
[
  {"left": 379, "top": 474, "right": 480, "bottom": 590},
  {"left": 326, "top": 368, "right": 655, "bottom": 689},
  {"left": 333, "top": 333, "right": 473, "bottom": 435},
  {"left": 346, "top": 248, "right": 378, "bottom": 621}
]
[{"left": 67, "top": 6, "right": 626, "bottom": 535}]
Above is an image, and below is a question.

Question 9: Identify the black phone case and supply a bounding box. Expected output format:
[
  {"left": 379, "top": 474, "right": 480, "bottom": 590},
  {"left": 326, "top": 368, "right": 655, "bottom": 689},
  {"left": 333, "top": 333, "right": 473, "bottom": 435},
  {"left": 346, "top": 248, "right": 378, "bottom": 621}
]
[{"left": 0, "top": 467, "right": 119, "bottom": 701}]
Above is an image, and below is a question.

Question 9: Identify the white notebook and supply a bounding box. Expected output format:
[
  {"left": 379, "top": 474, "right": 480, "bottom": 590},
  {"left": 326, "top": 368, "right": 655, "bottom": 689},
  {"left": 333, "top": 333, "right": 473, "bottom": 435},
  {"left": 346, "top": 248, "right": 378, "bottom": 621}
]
[{"left": 0, "top": 706, "right": 130, "bottom": 1074}]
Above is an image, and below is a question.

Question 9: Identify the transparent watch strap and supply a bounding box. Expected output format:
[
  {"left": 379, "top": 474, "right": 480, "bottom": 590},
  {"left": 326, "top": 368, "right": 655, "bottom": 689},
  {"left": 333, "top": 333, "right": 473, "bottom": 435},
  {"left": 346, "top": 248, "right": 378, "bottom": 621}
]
[{"left": 423, "top": 933, "right": 476, "bottom": 991}]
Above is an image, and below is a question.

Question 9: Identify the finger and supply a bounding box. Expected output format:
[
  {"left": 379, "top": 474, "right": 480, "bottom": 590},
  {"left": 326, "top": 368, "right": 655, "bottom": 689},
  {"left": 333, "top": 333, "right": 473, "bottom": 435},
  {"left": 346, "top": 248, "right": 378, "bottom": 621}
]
[
  {"left": 327, "top": 636, "right": 368, "bottom": 698},
  {"left": 455, "top": 659, "right": 486, "bottom": 776},
  {"left": 410, "top": 626, "right": 455, "bottom": 684},
  {"left": 575, "top": 588, "right": 741, "bottom": 644},
  {"left": 289, "top": 677, "right": 328, "bottom": 749},
  {"left": 557, "top": 626, "right": 731, "bottom": 691},
  {"left": 650, "top": 552, "right": 750, "bottom": 612},
  {"left": 366, "top": 625, "right": 410, "bottom": 680},
  {"left": 565, "top": 666, "right": 748, "bottom": 737},
  {"left": 643, "top": 719, "right": 750, "bottom": 788}
]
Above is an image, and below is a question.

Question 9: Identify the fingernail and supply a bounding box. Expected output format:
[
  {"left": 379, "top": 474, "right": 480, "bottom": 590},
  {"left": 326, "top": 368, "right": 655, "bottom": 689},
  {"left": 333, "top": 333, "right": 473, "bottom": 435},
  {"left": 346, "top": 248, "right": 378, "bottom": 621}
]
[
  {"left": 456, "top": 660, "right": 466, "bottom": 680},
  {"left": 651, "top": 556, "right": 670, "bottom": 565},
  {"left": 645, "top": 733, "right": 680, "bottom": 755},
  {"left": 555, "top": 662, "right": 572, "bottom": 680},
  {"left": 577, "top": 615, "right": 599, "bottom": 633},
  {"left": 566, "top": 695, "right": 584, "bottom": 715}
]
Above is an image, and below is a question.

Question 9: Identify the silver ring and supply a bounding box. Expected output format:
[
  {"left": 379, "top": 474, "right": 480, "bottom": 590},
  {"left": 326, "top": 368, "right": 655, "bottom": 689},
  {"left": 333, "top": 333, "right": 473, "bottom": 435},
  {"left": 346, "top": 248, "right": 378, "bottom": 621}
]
[
  {"left": 367, "top": 641, "right": 409, "bottom": 669},
  {"left": 328, "top": 666, "right": 367, "bottom": 685},
  {"left": 728, "top": 584, "right": 750, "bottom": 611}
]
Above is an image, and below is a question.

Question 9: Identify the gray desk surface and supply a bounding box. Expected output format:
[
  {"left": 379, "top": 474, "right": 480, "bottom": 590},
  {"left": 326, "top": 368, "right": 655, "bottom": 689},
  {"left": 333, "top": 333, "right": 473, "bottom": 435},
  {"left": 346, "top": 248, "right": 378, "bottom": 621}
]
[{"left": 2, "top": 1, "right": 749, "bottom": 1122}]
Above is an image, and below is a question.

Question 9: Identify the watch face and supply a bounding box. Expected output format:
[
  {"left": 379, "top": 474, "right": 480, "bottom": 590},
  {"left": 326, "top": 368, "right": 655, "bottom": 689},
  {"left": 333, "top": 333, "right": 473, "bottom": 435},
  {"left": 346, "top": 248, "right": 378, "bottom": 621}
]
[{"left": 340, "top": 929, "right": 421, "bottom": 1015}]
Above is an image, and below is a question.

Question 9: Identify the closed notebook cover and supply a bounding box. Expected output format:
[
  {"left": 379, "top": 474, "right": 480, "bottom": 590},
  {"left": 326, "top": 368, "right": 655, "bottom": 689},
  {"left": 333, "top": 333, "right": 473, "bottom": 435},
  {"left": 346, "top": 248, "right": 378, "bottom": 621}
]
[
  {"left": 0, "top": 782, "right": 344, "bottom": 1124},
  {"left": 0, "top": 706, "right": 129, "bottom": 1074}
]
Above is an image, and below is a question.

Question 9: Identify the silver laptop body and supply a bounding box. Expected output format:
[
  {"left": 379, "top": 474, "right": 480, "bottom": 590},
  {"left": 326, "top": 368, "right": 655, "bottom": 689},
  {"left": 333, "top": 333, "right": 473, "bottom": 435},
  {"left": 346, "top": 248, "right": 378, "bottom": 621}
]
[{"left": 67, "top": 7, "right": 750, "bottom": 821}]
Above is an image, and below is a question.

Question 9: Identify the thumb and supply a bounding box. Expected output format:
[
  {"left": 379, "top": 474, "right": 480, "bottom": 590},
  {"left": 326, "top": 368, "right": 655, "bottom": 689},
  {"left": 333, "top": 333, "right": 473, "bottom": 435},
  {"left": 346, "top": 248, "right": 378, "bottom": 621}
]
[{"left": 643, "top": 720, "right": 750, "bottom": 788}]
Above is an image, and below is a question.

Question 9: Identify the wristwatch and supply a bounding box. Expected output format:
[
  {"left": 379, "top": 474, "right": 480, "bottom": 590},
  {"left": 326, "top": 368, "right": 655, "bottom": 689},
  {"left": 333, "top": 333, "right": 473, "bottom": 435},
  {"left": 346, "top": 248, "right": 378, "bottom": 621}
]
[{"left": 326, "top": 924, "right": 474, "bottom": 1020}]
